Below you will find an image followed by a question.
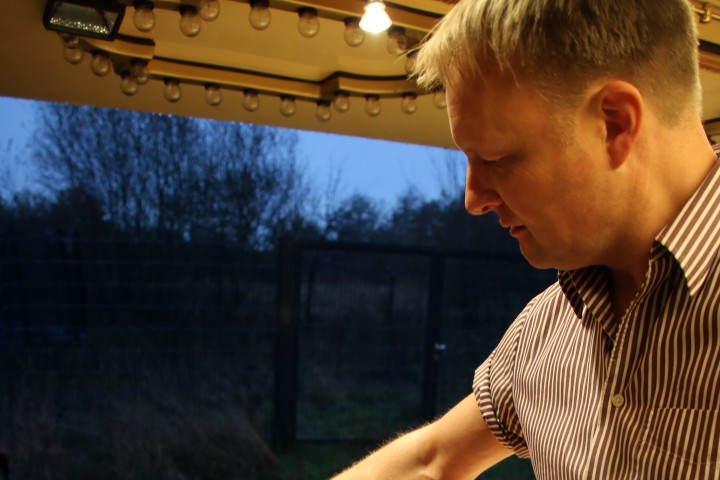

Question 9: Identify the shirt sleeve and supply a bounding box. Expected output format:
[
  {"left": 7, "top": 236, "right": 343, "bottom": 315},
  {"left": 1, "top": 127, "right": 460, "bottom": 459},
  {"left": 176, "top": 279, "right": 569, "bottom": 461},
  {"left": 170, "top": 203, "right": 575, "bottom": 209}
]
[{"left": 473, "top": 304, "right": 533, "bottom": 458}]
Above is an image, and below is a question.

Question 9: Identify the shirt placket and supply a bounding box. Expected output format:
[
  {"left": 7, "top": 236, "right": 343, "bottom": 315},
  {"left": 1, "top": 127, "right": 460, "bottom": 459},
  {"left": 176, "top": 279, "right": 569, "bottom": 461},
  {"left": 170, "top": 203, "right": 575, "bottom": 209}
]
[{"left": 582, "top": 255, "right": 671, "bottom": 478}]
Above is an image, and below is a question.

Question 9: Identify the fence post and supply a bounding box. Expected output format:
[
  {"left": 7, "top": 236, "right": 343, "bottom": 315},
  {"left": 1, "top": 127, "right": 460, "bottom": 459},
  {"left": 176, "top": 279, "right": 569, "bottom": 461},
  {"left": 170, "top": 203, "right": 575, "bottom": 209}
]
[
  {"left": 421, "top": 253, "right": 445, "bottom": 421},
  {"left": 274, "top": 238, "right": 302, "bottom": 450}
]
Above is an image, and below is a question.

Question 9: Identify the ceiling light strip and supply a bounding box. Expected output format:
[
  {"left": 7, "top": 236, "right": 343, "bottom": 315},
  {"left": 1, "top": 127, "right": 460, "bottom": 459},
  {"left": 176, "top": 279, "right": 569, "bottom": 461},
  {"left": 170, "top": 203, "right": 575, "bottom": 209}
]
[{"left": 148, "top": 58, "right": 322, "bottom": 98}]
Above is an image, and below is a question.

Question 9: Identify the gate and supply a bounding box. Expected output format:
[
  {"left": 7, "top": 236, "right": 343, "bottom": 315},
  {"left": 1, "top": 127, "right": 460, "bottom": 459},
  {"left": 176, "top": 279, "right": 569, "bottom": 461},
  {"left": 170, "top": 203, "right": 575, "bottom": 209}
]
[{"left": 273, "top": 238, "right": 556, "bottom": 449}]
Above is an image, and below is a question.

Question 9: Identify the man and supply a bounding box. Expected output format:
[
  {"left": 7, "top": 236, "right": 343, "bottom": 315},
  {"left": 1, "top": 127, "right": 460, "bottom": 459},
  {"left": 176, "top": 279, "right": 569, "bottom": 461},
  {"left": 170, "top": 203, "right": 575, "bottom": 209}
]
[{"left": 333, "top": 0, "right": 720, "bottom": 478}]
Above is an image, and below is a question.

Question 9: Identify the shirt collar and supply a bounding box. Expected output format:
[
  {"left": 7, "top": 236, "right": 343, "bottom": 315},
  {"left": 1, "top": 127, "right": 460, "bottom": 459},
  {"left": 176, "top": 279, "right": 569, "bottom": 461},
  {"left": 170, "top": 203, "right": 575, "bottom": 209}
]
[
  {"left": 656, "top": 155, "right": 720, "bottom": 296},
  {"left": 559, "top": 148, "right": 720, "bottom": 318}
]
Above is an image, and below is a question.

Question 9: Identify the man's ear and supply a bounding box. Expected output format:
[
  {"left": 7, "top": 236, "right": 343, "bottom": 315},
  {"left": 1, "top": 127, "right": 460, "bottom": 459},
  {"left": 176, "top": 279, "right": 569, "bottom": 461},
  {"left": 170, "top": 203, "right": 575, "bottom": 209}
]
[{"left": 596, "top": 81, "right": 643, "bottom": 169}]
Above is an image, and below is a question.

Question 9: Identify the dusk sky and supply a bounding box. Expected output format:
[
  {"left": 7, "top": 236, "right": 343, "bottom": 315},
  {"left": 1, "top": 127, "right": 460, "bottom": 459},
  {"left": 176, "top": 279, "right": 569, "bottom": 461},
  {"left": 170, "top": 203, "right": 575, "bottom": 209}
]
[{"left": 0, "top": 96, "right": 464, "bottom": 208}]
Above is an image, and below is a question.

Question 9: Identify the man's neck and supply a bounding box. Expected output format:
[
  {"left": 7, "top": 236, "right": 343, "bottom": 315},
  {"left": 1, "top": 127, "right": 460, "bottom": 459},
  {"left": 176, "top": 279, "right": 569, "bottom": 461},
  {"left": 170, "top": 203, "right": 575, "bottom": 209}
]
[{"left": 606, "top": 114, "right": 717, "bottom": 321}]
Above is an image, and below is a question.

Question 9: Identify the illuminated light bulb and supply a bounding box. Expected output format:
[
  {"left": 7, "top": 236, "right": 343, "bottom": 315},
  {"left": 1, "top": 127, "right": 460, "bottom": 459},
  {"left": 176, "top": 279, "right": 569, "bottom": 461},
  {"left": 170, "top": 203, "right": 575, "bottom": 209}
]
[
  {"left": 248, "top": 0, "right": 270, "bottom": 30},
  {"left": 365, "top": 95, "right": 381, "bottom": 116},
  {"left": 198, "top": 0, "right": 220, "bottom": 21},
  {"left": 243, "top": 89, "right": 260, "bottom": 111},
  {"left": 90, "top": 51, "right": 111, "bottom": 76},
  {"left": 333, "top": 92, "right": 350, "bottom": 112},
  {"left": 63, "top": 46, "right": 84, "bottom": 64},
  {"left": 343, "top": 18, "right": 364, "bottom": 47},
  {"left": 297, "top": 8, "right": 319, "bottom": 38},
  {"left": 432, "top": 88, "right": 447, "bottom": 109},
  {"left": 360, "top": 0, "right": 391, "bottom": 33},
  {"left": 131, "top": 60, "right": 149, "bottom": 85},
  {"left": 164, "top": 79, "right": 182, "bottom": 102},
  {"left": 179, "top": 7, "right": 202, "bottom": 37},
  {"left": 133, "top": 1, "right": 155, "bottom": 32},
  {"left": 387, "top": 26, "right": 408, "bottom": 55},
  {"left": 316, "top": 101, "right": 332, "bottom": 122},
  {"left": 120, "top": 73, "right": 138, "bottom": 96},
  {"left": 401, "top": 93, "right": 417, "bottom": 114},
  {"left": 205, "top": 84, "right": 222, "bottom": 106},
  {"left": 59, "top": 32, "right": 80, "bottom": 47},
  {"left": 279, "top": 95, "right": 296, "bottom": 116}
]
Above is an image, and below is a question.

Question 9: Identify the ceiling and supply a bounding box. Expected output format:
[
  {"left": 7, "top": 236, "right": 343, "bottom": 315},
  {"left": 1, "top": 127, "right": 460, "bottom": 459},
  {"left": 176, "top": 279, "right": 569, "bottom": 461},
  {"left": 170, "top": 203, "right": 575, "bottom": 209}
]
[{"left": 3, "top": 0, "right": 720, "bottom": 149}]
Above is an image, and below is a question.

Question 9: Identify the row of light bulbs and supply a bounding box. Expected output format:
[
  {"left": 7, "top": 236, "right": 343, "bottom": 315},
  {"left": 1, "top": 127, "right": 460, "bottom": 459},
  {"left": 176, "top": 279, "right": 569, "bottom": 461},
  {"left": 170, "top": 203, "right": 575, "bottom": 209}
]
[
  {"left": 59, "top": 31, "right": 447, "bottom": 120},
  {"left": 57, "top": 0, "right": 437, "bottom": 121},
  {"left": 132, "top": 0, "right": 402, "bottom": 50}
]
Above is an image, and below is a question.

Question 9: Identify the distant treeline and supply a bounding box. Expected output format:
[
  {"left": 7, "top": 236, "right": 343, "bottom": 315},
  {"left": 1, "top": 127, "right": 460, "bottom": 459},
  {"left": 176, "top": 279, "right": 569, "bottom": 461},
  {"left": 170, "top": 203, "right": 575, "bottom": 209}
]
[{"left": 0, "top": 102, "right": 517, "bottom": 253}]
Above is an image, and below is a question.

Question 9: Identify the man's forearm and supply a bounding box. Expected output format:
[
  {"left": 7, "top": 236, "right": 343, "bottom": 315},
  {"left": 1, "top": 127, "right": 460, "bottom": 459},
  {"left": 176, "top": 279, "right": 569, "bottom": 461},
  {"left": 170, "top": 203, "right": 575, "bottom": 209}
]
[
  {"left": 332, "top": 425, "right": 439, "bottom": 480},
  {"left": 331, "top": 394, "right": 512, "bottom": 480}
]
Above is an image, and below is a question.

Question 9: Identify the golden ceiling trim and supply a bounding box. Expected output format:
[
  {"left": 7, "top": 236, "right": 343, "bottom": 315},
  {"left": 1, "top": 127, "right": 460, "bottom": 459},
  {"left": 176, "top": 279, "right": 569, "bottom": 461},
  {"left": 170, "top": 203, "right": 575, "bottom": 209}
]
[
  {"left": 85, "top": 37, "right": 154, "bottom": 60},
  {"left": 148, "top": 58, "right": 419, "bottom": 100},
  {"left": 75, "top": 1, "right": 430, "bottom": 104}
]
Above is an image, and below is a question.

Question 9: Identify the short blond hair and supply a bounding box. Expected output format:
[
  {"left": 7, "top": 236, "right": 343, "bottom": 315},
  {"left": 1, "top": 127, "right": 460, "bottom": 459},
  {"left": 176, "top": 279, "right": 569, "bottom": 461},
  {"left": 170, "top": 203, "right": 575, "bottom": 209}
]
[{"left": 413, "top": 0, "right": 701, "bottom": 123}]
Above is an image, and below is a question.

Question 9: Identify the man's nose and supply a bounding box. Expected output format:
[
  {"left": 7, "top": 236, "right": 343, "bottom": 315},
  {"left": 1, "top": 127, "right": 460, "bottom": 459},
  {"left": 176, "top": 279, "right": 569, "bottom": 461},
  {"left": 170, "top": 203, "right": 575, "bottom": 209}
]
[{"left": 464, "top": 164, "right": 502, "bottom": 215}]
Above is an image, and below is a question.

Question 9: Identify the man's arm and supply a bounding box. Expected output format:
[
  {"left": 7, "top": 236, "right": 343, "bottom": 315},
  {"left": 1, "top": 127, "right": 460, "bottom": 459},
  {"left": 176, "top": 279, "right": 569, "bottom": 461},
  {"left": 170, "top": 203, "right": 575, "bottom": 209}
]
[{"left": 332, "top": 393, "right": 513, "bottom": 479}]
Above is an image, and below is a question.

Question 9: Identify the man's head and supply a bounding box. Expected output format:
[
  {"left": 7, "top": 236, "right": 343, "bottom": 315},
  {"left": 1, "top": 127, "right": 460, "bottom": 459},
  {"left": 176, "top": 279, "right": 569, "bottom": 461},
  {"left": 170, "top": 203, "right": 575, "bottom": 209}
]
[
  {"left": 414, "top": 0, "right": 701, "bottom": 125},
  {"left": 416, "top": 0, "right": 714, "bottom": 274}
]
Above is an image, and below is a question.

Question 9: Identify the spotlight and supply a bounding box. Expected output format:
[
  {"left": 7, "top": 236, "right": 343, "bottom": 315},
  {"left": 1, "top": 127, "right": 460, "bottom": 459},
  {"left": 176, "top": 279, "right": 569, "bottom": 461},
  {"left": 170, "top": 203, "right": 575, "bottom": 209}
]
[{"left": 43, "top": 0, "right": 125, "bottom": 40}]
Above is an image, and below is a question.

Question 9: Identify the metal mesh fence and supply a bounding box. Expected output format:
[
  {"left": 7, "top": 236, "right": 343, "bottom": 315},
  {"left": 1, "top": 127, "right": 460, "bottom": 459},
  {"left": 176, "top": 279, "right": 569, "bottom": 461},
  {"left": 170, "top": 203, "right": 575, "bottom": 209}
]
[
  {"left": 0, "top": 233, "right": 553, "bottom": 478},
  {"left": 289, "top": 243, "right": 556, "bottom": 442}
]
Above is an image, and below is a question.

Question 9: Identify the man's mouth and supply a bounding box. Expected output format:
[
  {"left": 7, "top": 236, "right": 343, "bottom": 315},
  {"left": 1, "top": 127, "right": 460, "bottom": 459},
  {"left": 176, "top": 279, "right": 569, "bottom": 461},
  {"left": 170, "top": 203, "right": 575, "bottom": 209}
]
[{"left": 509, "top": 225, "right": 527, "bottom": 237}]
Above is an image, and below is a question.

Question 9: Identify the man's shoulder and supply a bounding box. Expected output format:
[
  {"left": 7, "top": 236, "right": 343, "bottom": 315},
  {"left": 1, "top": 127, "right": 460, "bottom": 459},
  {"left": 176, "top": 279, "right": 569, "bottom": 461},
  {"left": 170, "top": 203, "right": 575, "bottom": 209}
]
[
  {"left": 523, "top": 281, "right": 571, "bottom": 316},
  {"left": 512, "top": 280, "right": 578, "bottom": 339}
]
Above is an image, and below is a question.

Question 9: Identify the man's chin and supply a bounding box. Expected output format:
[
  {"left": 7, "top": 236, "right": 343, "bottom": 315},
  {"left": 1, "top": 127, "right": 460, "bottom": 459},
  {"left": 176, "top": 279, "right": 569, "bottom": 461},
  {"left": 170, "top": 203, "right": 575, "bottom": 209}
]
[{"left": 517, "top": 244, "right": 558, "bottom": 271}]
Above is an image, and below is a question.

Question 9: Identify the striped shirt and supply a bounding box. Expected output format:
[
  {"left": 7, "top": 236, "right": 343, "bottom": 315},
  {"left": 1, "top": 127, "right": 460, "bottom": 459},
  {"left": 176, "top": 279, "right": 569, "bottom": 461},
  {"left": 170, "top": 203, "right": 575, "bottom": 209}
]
[{"left": 473, "top": 157, "right": 720, "bottom": 479}]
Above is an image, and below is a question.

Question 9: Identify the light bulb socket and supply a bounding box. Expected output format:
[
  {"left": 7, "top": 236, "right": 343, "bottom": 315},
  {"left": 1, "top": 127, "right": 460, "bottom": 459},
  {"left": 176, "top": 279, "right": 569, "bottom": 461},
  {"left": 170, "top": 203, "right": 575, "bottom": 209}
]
[
  {"left": 62, "top": 45, "right": 85, "bottom": 64},
  {"left": 297, "top": 7, "right": 319, "bottom": 38},
  {"left": 401, "top": 92, "right": 417, "bottom": 114},
  {"left": 205, "top": 84, "right": 222, "bottom": 106},
  {"left": 90, "top": 51, "right": 111, "bottom": 76},
  {"left": 131, "top": 60, "right": 149, "bottom": 84},
  {"left": 133, "top": 1, "right": 155, "bottom": 32},
  {"left": 120, "top": 73, "right": 138, "bottom": 96},
  {"left": 404, "top": 50, "right": 417, "bottom": 74},
  {"left": 198, "top": 0, "right": 220, "bottom": 21},
  {"left": 243, "top": 89, "right": 260, "bottom": 112},
  {"left": 365, "top": 94, "right": 381, "bottom": 117},
  {"left": 59, "top": 32, "right": 80, "bottom": 47},
  {"left": 298, "top": 7, "right": 317, "bottom": 16},
  {"left": 343, "top": 17, "right": 364, "bottom": 47},
  {"left": 279, "top": 95, "right": 296, "bottom": 116},
  {"left": 248, "top": 0, "right": 271, "bottom": 30},
  {"left": 179, "top": 6, "right": 201, "bottom": 37},
  {"left": 387, "top": 26, "right": 408, "bottom": 55},
  {"left": 333, "top": 91, "right": 351, "bottom": 112},
  {"left": 432, "top": 87, "right": 447, "bottom": 109},
  {"left": 164, "top": 78, "right": 182, "bottom": 102},
  {"left": 316, "top": 100, "right": 332, "bottom": 122}
]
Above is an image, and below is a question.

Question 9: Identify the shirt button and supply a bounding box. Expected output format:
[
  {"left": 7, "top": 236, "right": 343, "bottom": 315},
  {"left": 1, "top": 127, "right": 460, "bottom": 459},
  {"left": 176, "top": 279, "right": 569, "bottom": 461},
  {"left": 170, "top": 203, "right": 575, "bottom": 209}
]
[{"left": 611, "top": 394, "right": 625, "bottom": 408}]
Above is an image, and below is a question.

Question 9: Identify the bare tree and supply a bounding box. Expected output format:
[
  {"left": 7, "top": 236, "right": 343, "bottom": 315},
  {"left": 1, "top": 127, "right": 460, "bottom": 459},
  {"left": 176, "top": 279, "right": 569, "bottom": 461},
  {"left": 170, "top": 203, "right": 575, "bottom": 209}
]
[{"left": 31, "top": 103, "right": 308, "bottom": 248}]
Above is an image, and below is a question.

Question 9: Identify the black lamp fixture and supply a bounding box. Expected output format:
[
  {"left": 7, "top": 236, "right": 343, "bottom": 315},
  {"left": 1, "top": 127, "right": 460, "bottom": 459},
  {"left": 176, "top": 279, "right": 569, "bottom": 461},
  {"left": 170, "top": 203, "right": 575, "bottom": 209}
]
[{"left": 43, "top": 0, "right": 125, "bottom": 40}]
